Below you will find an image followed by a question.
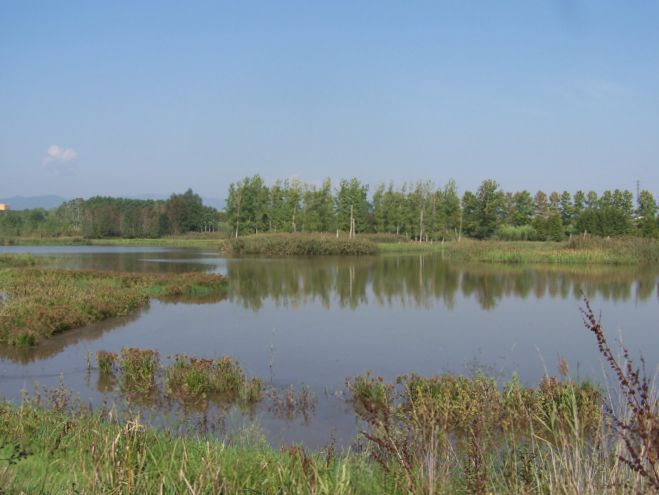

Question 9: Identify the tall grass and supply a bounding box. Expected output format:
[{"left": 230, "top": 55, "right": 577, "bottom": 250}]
[
  {"left": 346, "top": 369, "right": 649, "bottom": 493},
  {"left": 0, "top": 403, "right": 379, "bottom": 494}
]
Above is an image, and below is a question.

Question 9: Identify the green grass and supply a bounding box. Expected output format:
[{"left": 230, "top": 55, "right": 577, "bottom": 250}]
[
  {"left": 0, "top": 402, "right": 384, "bottom": 494},
  {"left": 0, "top": 268, "right": 227, "bottom": 345},
  {"left": 379, "top": 236, "right": 659, "bottom": 264},
  {"left": 226, "top": 233, "right": 380, "bottom": 256}
]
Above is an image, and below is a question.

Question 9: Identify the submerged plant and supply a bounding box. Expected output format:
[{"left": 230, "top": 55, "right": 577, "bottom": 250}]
[{"left": 268, "top": 385, "right": 317, "bottom": 423}]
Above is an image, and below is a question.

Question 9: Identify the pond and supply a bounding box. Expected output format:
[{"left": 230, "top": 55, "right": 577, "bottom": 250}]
[{"left": 1, "top": 245, "right": 657, "bottom": 447}]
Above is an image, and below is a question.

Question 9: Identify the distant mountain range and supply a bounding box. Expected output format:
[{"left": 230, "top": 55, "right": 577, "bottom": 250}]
[{"left": 0, "top": 195, "right": 226, "bottom": 211}]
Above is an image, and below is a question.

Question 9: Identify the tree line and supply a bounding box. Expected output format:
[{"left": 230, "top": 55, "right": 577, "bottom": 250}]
[
  {"left": 1, "top": 178, "right": 657, "bottom": 240},
  {"left": 226, "top": 176, "right": 659, "bottom": 240},
  {"left": 0, "top": 189, "right": 218, "bottom": 238}
]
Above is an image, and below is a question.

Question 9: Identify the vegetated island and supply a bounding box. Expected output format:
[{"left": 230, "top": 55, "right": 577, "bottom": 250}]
[{"left": 0, "top": 263, "right": 226, "bottom": 346}]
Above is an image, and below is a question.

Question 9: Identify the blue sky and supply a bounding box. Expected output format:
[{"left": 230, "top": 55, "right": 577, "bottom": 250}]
[{"left": 1, "top": 1, "right": 658, "bottom": 200}]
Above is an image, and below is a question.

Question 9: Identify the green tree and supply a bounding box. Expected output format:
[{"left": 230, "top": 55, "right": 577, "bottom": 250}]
[
  {"left": 534, "top": 191, "right": 549, "bottom": 218},
  {"left": 226, "top": 176, "right": 268, "bottom": 236},
  {"left": 511, "top": 190, "right": 535, "bottom": 226},
  {"left": 335, "top": 178, "right": 370, "bottom": 236},
  {"left": 637, "top": 190, "right": 658, "bottom": 237},
  {"left": 559, "top": 191, "right": 574, "bottom": 226},
  {"left": 442, "top": 179, "right": 462, "bottom": 239}
]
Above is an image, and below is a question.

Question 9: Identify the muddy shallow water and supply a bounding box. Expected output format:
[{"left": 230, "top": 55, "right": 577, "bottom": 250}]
[{"left": 1, "top": 245, "right": 657, "bottom": 447}]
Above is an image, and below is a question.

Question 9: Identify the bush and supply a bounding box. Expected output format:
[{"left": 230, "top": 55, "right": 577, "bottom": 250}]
[{"left": 494, "top": 224, "right": 537, "bottom": 241}]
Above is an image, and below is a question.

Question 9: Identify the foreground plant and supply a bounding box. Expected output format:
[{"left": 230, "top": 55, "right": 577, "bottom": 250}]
[
  {"left": 347, "top": 370, "right": 627, "bottom": 493},
  {"left": 582, "top": 298, "right": 659, "bottom": 489}
]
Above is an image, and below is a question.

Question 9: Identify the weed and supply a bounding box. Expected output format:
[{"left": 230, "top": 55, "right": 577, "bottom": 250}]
[{"left": 582, "top": 297, "right": 659, "bottom": 489}]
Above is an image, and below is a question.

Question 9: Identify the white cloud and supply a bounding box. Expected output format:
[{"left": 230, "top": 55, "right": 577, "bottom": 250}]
[
  {"left": 43, "top": 144, "right": 78, "bottom": 176},
  {"left": 44, "top": 144, "right": 78, "bottom": 164}
]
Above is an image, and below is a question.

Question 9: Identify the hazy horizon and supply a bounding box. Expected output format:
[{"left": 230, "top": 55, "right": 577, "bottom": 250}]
[{"left": 2, "top": 1, "right": 658, "bottom": 199}]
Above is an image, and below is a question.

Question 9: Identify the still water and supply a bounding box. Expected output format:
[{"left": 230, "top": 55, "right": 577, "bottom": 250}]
[{"left": 1, "top": 246, "right": 657, "bottom": 447}]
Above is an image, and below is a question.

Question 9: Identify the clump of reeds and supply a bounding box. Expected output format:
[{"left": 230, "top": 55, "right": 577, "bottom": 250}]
[
  {"left": 120, "top": 347, "right": 160, "bottom": 394},
  {"left": 226, "top": 233, "right": 379, "bottom": 256},
  {"left": 164, "top": 354, "right": 263, "bottom": 406}
]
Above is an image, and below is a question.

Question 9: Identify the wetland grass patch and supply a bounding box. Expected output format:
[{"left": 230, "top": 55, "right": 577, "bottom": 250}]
[
  {"left": 379, "top": 236, "right": 659, "bottom": 264},
  {"left": 0, "top": 267, "right": 226, "bottom": 345},
  {"left": 165, "top": 354, "right": 263, "bottom": 406},
  {"left": 226, "top": 233, "right": 379, "bottom": 256}
]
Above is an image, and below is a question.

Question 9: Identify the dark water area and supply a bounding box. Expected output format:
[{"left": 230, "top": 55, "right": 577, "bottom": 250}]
[{"left": 1, "top": 245, "right": 657, "bottom": 447}]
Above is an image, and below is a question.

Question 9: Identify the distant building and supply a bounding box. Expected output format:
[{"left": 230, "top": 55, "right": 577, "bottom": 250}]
[{"left": 0, "top": 203, "right": 10, "bottom": 211}]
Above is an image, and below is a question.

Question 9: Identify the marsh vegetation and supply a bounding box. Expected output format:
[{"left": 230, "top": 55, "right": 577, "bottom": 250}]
[{"left": 0, "top": 265, "right": 226, "bottom": 346}]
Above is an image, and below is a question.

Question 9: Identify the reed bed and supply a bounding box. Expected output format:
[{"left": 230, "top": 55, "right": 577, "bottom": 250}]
[
  {"left": 95, "top": 349, "right": 264, "bottom": 409},
  {"left": 226, "top": 233, "right": 380, "bottom": 256},
  {"left": 0, "top": 268, "right": 226, "bottom": 346},
  {"left": 380, "top": 236, "right": 659, "bottom": 264}
]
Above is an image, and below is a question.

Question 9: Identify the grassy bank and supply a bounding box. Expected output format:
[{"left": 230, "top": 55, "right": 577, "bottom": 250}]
[
  {"left": 0, "top": 267, "right": 226, "bottom": 346},
  {"left": 380, "top": 236, "right": 659, "bottom": 264},
  {"left": 226, "top": 233, "right": 380, "bottom": 256}
]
